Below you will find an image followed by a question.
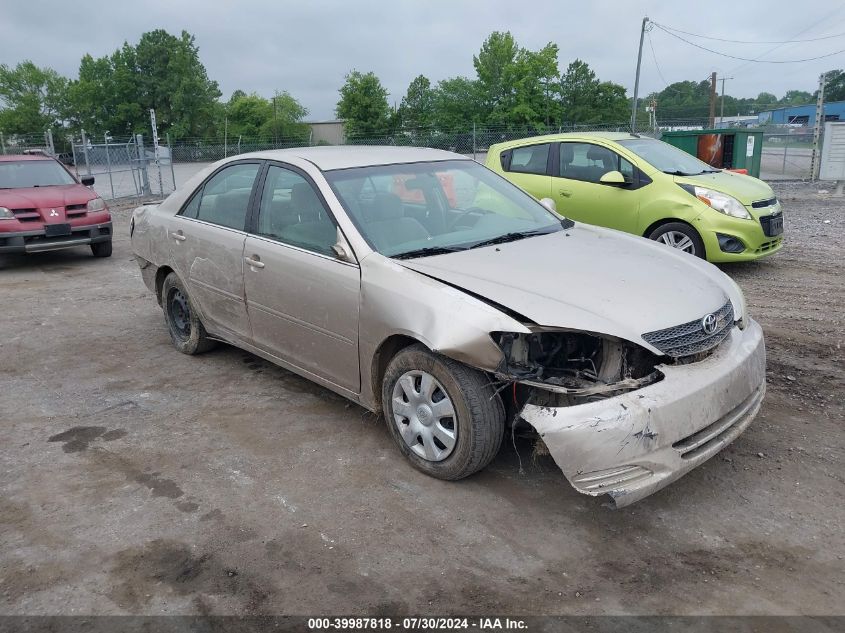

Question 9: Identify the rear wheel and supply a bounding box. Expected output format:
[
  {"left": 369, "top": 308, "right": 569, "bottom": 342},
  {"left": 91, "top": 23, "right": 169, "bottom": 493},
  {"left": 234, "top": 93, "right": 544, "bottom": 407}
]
[
  {"left": 648, "top": 222, "right": 705, "bottom": 258},
  {"left": 382, "top": 344, "right": 504, "bottom": 480},
  {"left": 91, "top": 240, "right": 112, "bottom": 257},
  {"left": 161, "top": 273, "right": 216, "bottom": 355}
]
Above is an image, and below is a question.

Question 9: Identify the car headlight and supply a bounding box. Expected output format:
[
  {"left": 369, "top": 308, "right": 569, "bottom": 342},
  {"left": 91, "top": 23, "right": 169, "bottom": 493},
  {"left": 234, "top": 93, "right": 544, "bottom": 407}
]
[
  {"left": 681, "top": 185, "right": 751, "bottom": 219},
  {"left": 0, "top": 206, "right": 13, "bottom": 220},
  {"left": 87, "top": 197, "right": 106, "bottom": 213}
]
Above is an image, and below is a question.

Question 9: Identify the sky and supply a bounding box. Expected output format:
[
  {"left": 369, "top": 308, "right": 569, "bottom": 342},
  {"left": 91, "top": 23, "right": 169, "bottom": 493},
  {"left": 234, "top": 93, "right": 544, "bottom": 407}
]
[{"left": 2, "top": 0, "right": 845, "bottom": 120}]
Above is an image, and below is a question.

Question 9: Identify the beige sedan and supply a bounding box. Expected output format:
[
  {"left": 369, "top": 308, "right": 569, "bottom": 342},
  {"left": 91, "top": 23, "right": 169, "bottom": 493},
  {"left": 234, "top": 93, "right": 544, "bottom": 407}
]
[{"left": 131, "top": 147, "right": 765, "bottom": 507}]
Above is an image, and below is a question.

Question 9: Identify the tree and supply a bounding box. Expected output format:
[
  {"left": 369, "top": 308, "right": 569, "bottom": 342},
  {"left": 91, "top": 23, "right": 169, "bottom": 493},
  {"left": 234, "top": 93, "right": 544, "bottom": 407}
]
[
  {"left": 0, "top": 61, "right": 68, "bottom": 135},
  {"left": 781, "top": 90, "right": 813, "bottom": 106},
  {"left": 261, "top": 91, "right": 309, "bottom": 140},
  {"left": 223, "top": 91, "right": 308, "bottom": 140},
  {"left": 473, "top": 31, "right": 519, "bottom": 121},
  {"left": 336, "top": 70, "right": 391, "bottom": 137},
  {"left": 560, "top": 60, "right": 627, "bottom": 124},
  {"left": 817, "top": 70, "right": 845, "bottom": 102},
  {"left": 431, "top": 77, "right": 484, "bottom": 130},
  {"left": 398, "top": 75, "right": 435, "bottom": 129}
]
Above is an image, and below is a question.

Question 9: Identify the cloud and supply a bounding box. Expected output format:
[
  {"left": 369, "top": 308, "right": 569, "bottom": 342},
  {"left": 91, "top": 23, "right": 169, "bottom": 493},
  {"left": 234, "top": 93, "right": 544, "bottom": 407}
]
[{"left": 1, "top": 0, "right": 842, "bottom": 119}]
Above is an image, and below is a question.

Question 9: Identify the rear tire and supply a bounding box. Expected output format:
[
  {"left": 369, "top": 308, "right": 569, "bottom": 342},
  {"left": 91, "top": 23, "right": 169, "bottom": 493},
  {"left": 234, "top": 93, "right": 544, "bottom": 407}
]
[
  {"left": 382, "top": 344, "right": 504, "bottom": 480},
  {"left": 91, "top": 240, "right": 112, "bottom": 257},
  {"left": 161, "top": 273, "right": 216, "bottom": 355},
  {"left": 648, "top": 222, "right": 705, "bottom": 258}
]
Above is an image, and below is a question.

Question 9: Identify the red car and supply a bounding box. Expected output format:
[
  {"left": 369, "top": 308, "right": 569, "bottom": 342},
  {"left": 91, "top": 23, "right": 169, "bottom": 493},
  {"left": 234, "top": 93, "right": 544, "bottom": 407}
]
[{"left": 0, "top": 154, "right": 112, "bottom": 257}]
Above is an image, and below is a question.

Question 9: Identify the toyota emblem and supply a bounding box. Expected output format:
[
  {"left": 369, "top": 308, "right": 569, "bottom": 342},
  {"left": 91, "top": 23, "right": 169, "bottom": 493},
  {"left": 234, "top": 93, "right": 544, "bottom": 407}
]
[{"left": 701, "top": 313, "right": 718, "bottom": 335}]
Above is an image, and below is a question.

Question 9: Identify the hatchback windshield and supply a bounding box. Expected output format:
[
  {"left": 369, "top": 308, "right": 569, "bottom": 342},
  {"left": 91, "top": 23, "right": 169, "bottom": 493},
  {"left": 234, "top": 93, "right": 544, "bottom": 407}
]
[
  {"left": 617, "top": 138, "right": 718, "bottom": 176},
  {"left": 325, "top": 160, "right": 563, "bottom": 258},
  {"left": 0, "top": 160, "right": 77, "bottom": 188}
]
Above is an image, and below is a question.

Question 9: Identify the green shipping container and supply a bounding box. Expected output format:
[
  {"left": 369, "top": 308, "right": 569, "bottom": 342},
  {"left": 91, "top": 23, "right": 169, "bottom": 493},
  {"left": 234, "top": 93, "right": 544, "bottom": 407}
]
[{"left": 660, "top": 128, "right": 764, "bottom": 178}]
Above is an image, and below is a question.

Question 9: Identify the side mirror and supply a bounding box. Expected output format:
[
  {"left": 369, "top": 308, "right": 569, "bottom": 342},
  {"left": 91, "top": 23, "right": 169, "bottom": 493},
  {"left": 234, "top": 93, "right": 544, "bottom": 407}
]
[
  {"left": 539, "top": 197, "right": 557, "bottom": 213},
  {"left": 332, "top": 229, "right": 357, "bottom": 264},
  {"left": 598, "top": 171, "right": 627, "bottom": 186},
  {"left": 81, "top": 176, "right": 95, "bottom": 186}
]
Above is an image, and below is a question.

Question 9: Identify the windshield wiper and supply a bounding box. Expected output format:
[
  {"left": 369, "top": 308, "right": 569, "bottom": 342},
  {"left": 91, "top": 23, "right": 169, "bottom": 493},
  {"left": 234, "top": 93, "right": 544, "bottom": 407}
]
[
  {"left": 392, "top": 245, "right": 466, "bottom": 260},
  {"left": 468, "top": 228, "right": 555, "bottom": 250}
]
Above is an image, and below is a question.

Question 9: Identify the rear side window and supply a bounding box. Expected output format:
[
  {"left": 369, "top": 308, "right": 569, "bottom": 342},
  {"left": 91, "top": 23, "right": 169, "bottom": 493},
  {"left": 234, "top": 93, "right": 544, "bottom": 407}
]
[
  {"left": 504, "top": 143, "right": 550, "bottom": 176},
  {"left": 187, "top": 163, "right": 260, "bottom": 230}
]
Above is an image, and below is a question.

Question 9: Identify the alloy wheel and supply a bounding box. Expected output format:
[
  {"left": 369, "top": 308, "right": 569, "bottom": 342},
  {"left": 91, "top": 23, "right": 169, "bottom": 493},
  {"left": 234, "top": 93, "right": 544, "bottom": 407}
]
[{"left": 657, "top": 230, "right": 696, "bottom": 254}]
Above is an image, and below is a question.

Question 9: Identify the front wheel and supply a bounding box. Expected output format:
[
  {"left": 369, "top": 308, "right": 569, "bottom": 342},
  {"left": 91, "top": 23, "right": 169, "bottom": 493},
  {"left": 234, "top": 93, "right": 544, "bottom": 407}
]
[
  {"left": 382, "top": 344, "right": 504, "bottom": 480},
  {"left": 91, "top": 240, "right": 112, "bottom": 257},
  {"left": 648, "top": 222, "right": 705, "bottom": 258}
]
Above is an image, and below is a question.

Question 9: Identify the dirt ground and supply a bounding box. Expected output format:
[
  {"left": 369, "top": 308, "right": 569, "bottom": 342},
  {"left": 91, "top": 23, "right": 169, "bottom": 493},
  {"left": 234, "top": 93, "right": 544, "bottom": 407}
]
[{"left": 0, "top": 183, "right": 842, "bottom": 616}]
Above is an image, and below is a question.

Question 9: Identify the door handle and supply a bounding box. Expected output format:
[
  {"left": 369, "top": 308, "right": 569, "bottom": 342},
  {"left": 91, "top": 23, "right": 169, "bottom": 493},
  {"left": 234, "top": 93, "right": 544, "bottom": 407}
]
[
  {"left": 244, "top": 255, "right": 265, "bottom": 269},
  {"left": 558, "top": 189, "right": 572, "bottom": 197},
  {"left": 171, "top": 230, "right": 186, "bottom": 241}
]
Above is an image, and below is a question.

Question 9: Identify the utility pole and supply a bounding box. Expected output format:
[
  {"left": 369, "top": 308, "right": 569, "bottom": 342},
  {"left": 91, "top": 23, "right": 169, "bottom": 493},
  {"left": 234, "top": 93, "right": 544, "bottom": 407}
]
[
  {"left": 719, "top": 76, "right": 734, "bottom": 126},
  {"left": 708, "top": 72, "right": 717, "bottom": 128},
  {"left": 631, "top": 16, "right": 649, "bottom": 133},
  {"left": 810, "top": 72, "right": 826, "bottom": 180}
]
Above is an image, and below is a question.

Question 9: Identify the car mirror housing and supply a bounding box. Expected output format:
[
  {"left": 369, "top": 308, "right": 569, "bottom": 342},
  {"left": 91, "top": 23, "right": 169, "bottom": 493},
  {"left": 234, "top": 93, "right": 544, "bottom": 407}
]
[
  {"left": 81, "top": 176, "right": 95, "bottom": 186},
  {"left": 599, "top": 171, "right": 626, "bottom": 186},
  {"left": 539, "top": 197, "right": 557, "bottom": 213}
]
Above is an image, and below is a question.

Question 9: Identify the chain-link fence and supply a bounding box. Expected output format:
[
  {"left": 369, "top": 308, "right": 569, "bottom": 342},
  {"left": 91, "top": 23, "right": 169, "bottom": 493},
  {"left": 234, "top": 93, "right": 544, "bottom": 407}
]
[
  {"left": 71, "top": 133, "right": 175, "bottom": 200},
  {"left": 760, "top": 126, "right": 817, "bottom": 180}
]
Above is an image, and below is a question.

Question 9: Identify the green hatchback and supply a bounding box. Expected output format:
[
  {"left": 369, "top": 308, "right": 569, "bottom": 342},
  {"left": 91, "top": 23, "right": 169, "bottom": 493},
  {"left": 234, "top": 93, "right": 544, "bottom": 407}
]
[{"left": 485, "top": 132, "right": 783, "bottom": 262}]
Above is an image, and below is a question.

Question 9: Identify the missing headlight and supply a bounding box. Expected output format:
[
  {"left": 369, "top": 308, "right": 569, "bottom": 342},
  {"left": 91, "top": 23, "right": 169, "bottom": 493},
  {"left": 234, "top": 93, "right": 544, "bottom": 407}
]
[{"left": 493, "top": 330, "right": 663, "bottom": 404}]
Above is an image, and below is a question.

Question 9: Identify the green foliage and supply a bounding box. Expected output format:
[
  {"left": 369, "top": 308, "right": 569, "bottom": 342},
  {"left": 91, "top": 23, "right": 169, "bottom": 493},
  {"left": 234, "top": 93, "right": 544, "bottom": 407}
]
[
  {"left": 0, "top": 61, "right": 68, "bottom": 135},
  {"left": 818, "top": 70, "right": 845, "bottom": 102},
  {"left": 336, "top": 71, "right": 391, "bottom": 137},
  {"left": 431, "top": 77, "right": 484, "bottom": 130},
  {"left": 398, "top": 75, "right": 435, "bottom": 129},
  {"left": 559, "top": 59, "right": 627, "bottom": 124}
]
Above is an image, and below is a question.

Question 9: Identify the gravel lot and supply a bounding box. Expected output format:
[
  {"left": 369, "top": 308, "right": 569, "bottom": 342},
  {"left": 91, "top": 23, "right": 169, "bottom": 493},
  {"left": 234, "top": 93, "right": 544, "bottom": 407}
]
[{"left": 0, "top": 183, "right": 842, "bottom": 616}]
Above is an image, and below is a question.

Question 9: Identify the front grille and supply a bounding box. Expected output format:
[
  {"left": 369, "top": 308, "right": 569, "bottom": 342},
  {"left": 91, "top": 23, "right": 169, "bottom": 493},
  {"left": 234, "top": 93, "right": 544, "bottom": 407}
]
[
  {"left": 12, "top": 208, "right": 40, "bottom": 222},
  {"left": 751, "top": 197, "right": 778, "bottom": 208},
  {"left": 642, "top": 300, "right": 734, "bottom": 358}
]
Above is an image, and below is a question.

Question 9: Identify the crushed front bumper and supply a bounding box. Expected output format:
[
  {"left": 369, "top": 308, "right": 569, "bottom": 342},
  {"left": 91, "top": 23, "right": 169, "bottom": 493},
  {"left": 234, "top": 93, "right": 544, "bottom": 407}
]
[
  {"left": 0, "top": 222, "right": 112, "bottom": 254},
  {"left": 519, "top": 319, "right": 766, "bottom": 508}
]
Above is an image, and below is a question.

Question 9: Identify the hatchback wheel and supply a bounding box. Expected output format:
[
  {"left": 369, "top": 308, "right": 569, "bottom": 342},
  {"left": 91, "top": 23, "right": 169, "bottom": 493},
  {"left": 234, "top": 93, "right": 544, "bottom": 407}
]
[
  {"left": 161, "top": 272, "right": 216, "bottom": 355},
  {"left": 648, "top": 222, "right": 705, "bottom": 258},
  {"left": 382, "top": 344, "right": 504, "bottom": 480}
]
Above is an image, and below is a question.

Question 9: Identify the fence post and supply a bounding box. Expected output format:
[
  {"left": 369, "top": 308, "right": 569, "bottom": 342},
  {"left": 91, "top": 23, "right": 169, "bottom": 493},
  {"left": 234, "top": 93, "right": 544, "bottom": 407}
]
[
  {"left": 167, "top": 133, "right": 176, "bottom": 195},
  {"left": 472, "top": 122, "right": 477, "bottom": 160},
  {"left": 136, "top": 134, "right": 151, "bottom": 196},
  {"left": 0, "top": 132, "right": 5, "bottom": 154},
  {"left": 104, "top": 133, "right": 115, "bottom": 200},
  {"left": 81, "top": 130, "right": 92, "bottom": 176},
  {"left": 782, "top": 145, "right": 787, "bottom": 176}
]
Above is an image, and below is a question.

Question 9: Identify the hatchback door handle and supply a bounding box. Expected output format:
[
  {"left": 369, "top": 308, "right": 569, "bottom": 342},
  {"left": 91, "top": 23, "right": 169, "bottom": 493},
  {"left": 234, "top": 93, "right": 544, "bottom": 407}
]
[
  {"left": 558, "top": 189, "right": 572, "bottom": 197},
  {"left": 171, "top": 230, "right": 186, "bottom": 241},
  {"left": 244, "top": 255, "right": 264, "bottom": 269}
]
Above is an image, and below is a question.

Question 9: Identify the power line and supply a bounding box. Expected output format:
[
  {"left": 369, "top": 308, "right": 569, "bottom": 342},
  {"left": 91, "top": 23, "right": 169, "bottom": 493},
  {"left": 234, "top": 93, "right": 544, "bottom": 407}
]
[
  {"left": 653, "top": 22, "right": 845, "bottom": 44},
  {"left": 652, "top": 23, "right": 845, "bottom": 63}
]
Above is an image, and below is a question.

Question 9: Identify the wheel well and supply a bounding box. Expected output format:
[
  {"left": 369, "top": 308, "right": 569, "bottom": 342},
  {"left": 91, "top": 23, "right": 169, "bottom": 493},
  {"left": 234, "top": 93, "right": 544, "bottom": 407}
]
[
  {"left": 642, "top": 218, "right": 706, "bottom": 258},
  {"left": 154, "top": 266, "right": 175, "bottom": 305},
  {"left": 371, "top": 335, "right": 424, "bottom": 409}
]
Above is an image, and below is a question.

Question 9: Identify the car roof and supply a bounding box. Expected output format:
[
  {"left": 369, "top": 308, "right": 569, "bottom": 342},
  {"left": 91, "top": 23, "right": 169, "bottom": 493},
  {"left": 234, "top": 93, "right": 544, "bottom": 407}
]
[
  {"left": 0, "top": 154, "right": 58, "bottom": 162},
  {"left": 234, "top": 145, "right": 470, "bottom": 171},
  {"left": 493, "top": 131, "right": 642, "bottom": 148}
]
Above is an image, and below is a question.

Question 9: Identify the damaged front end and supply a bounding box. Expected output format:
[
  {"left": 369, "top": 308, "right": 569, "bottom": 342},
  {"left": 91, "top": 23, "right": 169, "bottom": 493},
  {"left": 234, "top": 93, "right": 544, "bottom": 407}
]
[
  {"left": 493, "top": 329, "right": 663, "bottom": 404},
  {"left": 491, "top": 322, "right": 767, "bottom": 508}
]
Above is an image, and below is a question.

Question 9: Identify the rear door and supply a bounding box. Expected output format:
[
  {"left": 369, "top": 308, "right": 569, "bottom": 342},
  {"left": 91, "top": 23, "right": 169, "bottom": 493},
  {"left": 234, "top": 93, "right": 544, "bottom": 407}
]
[
  {"left": 554, "top": 142, "right": 642, "bottom": 233},
  {"left": 166, "top": 160, "right": 262, "bottom": 343},
  {"left": 242, "top": 163, "right": 361, "bottom": 393},
  {"left": 498, "top": 143, "right": 552, "bottom": 200}
]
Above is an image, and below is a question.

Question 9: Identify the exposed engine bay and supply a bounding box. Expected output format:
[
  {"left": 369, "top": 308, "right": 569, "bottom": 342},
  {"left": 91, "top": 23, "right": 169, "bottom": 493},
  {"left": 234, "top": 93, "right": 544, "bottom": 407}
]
[{"left": 493, "top": 330, "right": 664, "bottom": 407}]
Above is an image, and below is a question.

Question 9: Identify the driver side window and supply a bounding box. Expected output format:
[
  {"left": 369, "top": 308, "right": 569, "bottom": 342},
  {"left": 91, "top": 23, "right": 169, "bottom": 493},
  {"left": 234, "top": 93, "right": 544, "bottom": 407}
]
[{"left": 560, "top": 143, "right": 633, "bottom": 185}]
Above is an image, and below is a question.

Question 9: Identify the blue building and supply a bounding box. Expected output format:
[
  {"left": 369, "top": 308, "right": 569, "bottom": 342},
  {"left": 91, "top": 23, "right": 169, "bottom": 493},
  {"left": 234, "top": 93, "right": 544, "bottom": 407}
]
[{"left": 758, "top": 101, "right": 845, "bottom": 126}]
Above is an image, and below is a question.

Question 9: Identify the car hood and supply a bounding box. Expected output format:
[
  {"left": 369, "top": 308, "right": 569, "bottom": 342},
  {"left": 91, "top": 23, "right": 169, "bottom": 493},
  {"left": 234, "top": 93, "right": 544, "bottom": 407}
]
[
  {"left": 0, "top": 184, "right": 95, "bottom": 208},
  {"left": 674, "top": 170, "right": 774, "bottom": 205},
  {"left": 397, "top": 225, "right": 738, "bottom": 352}
]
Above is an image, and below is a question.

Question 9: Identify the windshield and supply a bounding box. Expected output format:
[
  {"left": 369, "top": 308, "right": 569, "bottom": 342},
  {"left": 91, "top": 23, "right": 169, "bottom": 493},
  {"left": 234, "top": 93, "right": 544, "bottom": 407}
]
[
  {"left": 0, "top": 160, "right": 77, "bottom": 188},
  {"left": 325, "top": 160, "right": 563, "bottom": 258},
  {"left": 617, "top": 138, "right": 718, "bottom": 176}
]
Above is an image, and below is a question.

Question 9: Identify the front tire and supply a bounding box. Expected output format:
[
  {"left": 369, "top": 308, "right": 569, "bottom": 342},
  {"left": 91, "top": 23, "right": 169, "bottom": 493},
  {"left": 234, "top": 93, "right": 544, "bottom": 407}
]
[
  {"left": 382, "top": 344, "right": 504, "bottom": 480},
  {"left": 161, "top": 273, "right": 216, "bottom": 355},
  {"left": 91, "top": 240, "right": 112, "bottom": 257},
  {"left": 648, "top": 222, "right": 705, "bottom": 258}
]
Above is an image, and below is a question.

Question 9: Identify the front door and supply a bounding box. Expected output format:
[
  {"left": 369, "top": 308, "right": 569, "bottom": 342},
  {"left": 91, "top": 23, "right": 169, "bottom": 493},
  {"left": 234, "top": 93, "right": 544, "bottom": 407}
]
[
  {"left": 243, "top": 164, "right": 361, "bottom": 393},
  {"left": 167, "top": 161, "right": 262, "bottom": 343},
  {"left": 499, "top": 142, "right": 552, "bottom": 200},
  {"left": 554, "top": 142, "right": 641, "bottom": 233}
]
